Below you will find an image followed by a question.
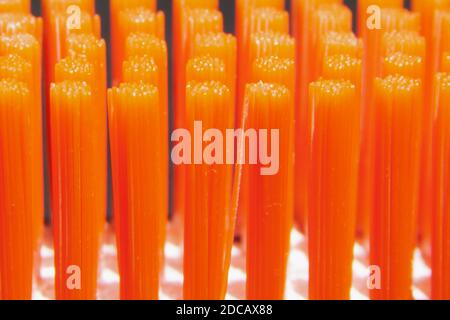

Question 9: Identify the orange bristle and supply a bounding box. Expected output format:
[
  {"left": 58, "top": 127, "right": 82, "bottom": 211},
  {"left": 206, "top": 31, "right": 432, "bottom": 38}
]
[
  {"left": 172, "top": 8, "right": 223, "bottom": 225},
  {"left": 0, "top": 0, "right": 29, "bottom": 13},
  {"left": 237, "top": 7, "right": 290, "bottom": 128},
  {"left": 191, "top": 32, "right": 237, "bottom": 100},
  {"left": 371, "top": 75, "right": 422, "bottom": 300},
  {"left": 296, "top": 3, "right": 352, "bottom": 233},
  {"left": 0, "top": 79, "right": 35, "bottom": 300},
  {"left": 412, "top": 1, "right": 450, "bottom": 53},
  {"left": 183, "top": 80, "right": 234, "bottom": 300},
  {"left": 43, "top": 10, "right": 101, "bottom": 121},
  {"left": 430, "top": 72, "right": 450, "bottom": 300},
  {"left": 112, "top": 8, "right": 165, "bottom": 85},
  {"left": 315, "top": 31, "right": 362, "bottom": 81},
  {"left": 241, "top": 31, "right": 295, "bottom": 125},
  {"left": 0, "top": 33, "right": 43, "bottom": 249},
  {"left": 172, "top": 0, "right": 219, "bottom": 94},
  {"left": 124, "top": 33, "right": 169, "bottom": 248},
  {"left": 122, "top": 55, "right": 159, "bottom": 84},
  {"left": 322, "top": 54, "right": 362, "bottom": 89},
  {"left": 173, "top": 7, "right": 223, "bottom": 130},
  {"left": 381, "top": 30, "right": 426, "bottom": 59},
  {"left": 64, "top": 33, "right": 107, "bottom": 104},
  {"left": 244, "top": 82, "right": 294, "bottom": 300},
  {"left": 358, "top": 8, "right": 421, "bottom": 240},
  {"left": 382, "top": 52, "right": 425, "bottom": 79},
  {"left": 419, "top": 11, "right": 450, "bottom": 260},
  {"left": 308, "top": 80, "right": 359, "bottom": 300},
  {"left": 442, "top": 52, "right": 450, "bottom": 72},
  {"left": 250, "top": 55, "right": 295, "bottom": 95},
  {"left": 0, "top": 13, "right": 43, "bottom": 43},
  {"left": 108, "top": 82, "right": 164, "bottom": 300},
  {"left": 49, "top": 80, "right": 106, "bottom": 300},
  {"left": 186, "top": 55, "right": 227, "bottom": 84},
  {"left": 235, "top": 32, "right": 294, "bottom": 240},
  {"left": 121, "top": 55, "right": 168, "bottom": 259},
  {"left": 235, "top": 0, "right": 285, "bottom": 46}
]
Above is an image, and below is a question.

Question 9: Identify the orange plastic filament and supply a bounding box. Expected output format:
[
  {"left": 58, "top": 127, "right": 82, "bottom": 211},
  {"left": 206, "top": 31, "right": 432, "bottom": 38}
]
[
  {"left": 108, "top": 82, "right": 163, "bottom": 300},
  {"left": 125, "top": 33, "right": 168, "bottom": 121},
  {"left": 184, "top": 81, "right": 234, "bottom": 300},
  {"left": 237, "top": 7, "right": 289, "bottom": 126},
  {"left": 186, "top": 55, "right": 227, "bottom": 84},
  {"left": 0, "top": 0, "right": 30, "bottom": 13},
  {"left": 316, "top": 31, "right": 362, "bottom": 78},
  {"left": 173, "top": 7, "right": 222, "bottom": 131},
  {"left": 322, "top": 54, "right": 362, "bottom": 88},
  {"left": 0, "top": 33, "right": 43, "bottom": 249},
  {"left": 244, "top": 82, "right": 293, "bottom": 300},
  {"left": 0, "top": 79, "right": 34, "bottom": 300},
  {"left": 0, "top": 13, "right": 42, "bottom": 42},
  {"left": 370, "top": 75, "right": 422, "bottom": 300},
  {"left": 296, "top": 3, "right": 352, "bottom": 233},
  {"left": 173, "top": 8, "right": 223, "bottom": 223},
  {"left": 124, "top": 32, "right": 168, "bottom": 247},
  {"left": 308, "top": 80, "right": 359, "bottom": 300},
  {"left": 251, "top": 56, "right": 295, "bottom": 94},
  {"left": 358, "top": 8, "right": 421, "bottom": 240},
  {"left": 382, "top": 52, "right": 425, "bottom": 79},
  {"left": 431, "top": 72, "right": 450, "bottom": 300},
  {"left": 235, "top": 0, "right": 284, "bottom": 53},
  {"left": 191, "top": 32, "right": 237, "bottom": 100},
  {"left": 173, "top": 0, "right": 219, "bottom": 117},
  {"left": 443, "top": 52, "right": 450, "bottom": 72},
  {"left": 419, "top": 11, "right": 450, "bottom": 259},
  {"left": 112, "top": 8, "right": 164, "bottom": 85},
  {"left": 65, "top": 33, "right": 107, "bottom": 109},
  {"left": 50, "top": 80, "right": 106, "bottom": 300}
]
